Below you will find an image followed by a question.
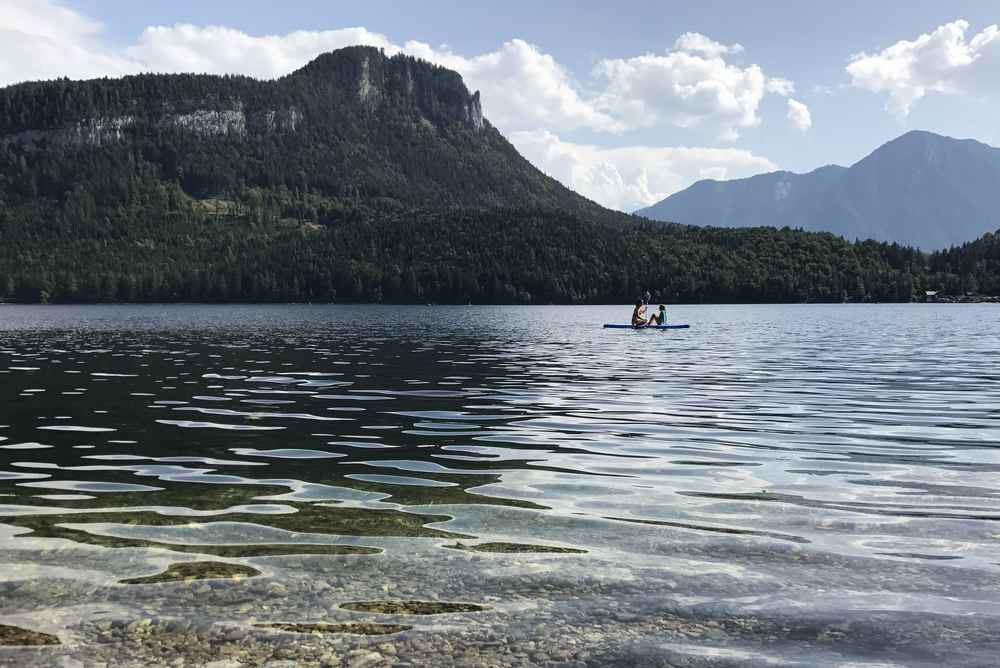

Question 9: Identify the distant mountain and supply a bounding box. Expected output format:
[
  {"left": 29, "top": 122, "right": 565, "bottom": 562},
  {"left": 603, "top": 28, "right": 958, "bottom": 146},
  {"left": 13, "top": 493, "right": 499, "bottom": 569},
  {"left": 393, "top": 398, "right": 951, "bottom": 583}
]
[{"left": 637, "top": 131, "right": 1000, "bottom": 250}]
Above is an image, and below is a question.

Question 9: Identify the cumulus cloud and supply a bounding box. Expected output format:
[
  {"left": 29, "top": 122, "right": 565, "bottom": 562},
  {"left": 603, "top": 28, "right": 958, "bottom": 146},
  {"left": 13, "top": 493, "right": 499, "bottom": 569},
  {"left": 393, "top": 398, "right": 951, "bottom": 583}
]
[
  {"left": 847, "top": 19, "right": 1000, "bottom": 116},
  {"left": 766, "top": 77, "right": 795, "bottom": 96},
  {"left": 127, "top": 25, "right": 397, "bottom": 79},
  {"left": 401, "top": 39, "right": 620, "bottom": 132},
  {"left": 0, "top": 0, "right": 141, "bottom": 85},
  {"left": 786, "top": 99, "right": 812, "bottom": 131},
  {"left": 592, "top": 37, "right": 796, "bottom": 140},
  {"left": 673, "top": 32, "right": 744, "bottom": 57},
  {"left": 1, "top": 0, "right": 101, "bottom": 41},
  {"left": 511, "top": 129, "right": 778, "bottom": 211}
]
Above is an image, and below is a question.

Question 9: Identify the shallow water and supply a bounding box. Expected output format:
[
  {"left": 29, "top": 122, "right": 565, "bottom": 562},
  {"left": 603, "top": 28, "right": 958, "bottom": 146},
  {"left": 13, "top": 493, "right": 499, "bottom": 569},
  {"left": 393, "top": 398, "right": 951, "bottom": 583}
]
[{"left": 0, "top": 304, "right": 998, "bottom": 666}]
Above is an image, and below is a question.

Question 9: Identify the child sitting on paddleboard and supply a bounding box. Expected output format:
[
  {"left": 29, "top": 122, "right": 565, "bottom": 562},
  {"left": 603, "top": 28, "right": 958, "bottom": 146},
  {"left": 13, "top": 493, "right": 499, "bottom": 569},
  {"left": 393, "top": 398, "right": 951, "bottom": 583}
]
[{"left": 631, "top": 302, "right": 667, "bottom": 327}]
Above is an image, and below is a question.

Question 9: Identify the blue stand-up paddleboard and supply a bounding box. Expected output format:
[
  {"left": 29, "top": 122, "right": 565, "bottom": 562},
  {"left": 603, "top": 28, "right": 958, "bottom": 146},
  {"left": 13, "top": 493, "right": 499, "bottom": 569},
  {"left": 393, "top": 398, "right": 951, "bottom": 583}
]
[{"left": 603, "top": 324, "right": 690, "bottom": 329}]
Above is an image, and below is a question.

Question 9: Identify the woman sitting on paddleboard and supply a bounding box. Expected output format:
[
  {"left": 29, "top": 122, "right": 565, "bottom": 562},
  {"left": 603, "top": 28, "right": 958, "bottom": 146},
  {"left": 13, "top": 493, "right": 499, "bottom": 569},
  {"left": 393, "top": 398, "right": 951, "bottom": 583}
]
[{"left": 631, "top": 300, "right": 647, "bottom": 327}]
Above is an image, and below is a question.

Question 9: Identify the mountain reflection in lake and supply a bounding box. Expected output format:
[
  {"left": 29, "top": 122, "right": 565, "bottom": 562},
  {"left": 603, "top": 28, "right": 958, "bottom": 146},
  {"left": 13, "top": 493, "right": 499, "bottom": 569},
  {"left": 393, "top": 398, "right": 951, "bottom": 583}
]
[{"left": 1, "top": 304, "right": 999, "bottom": 667}]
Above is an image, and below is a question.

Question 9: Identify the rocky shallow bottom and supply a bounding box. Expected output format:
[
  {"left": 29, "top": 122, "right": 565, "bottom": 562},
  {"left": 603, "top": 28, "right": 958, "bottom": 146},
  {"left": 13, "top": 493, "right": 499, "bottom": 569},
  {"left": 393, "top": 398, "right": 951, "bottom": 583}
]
[
  {"left": 2, "top": 528, "right": 999, "bottom": 668},
  {"left": 3, "top": 597, "right": 997, "bottom": 668}
]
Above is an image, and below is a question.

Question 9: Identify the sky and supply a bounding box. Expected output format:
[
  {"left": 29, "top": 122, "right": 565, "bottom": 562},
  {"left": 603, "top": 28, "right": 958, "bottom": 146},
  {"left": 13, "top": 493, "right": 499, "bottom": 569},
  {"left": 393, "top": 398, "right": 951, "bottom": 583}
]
[{"left": 2, "top": 0, "right": 999, "bottom": 212}]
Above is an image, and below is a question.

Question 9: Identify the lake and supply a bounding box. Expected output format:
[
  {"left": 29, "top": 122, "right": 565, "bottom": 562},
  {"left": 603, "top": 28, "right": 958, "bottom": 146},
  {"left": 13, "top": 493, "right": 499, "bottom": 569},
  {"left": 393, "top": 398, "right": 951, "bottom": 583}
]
[{"left": 1, "top": 304, "right": 998, "bottom": 666}]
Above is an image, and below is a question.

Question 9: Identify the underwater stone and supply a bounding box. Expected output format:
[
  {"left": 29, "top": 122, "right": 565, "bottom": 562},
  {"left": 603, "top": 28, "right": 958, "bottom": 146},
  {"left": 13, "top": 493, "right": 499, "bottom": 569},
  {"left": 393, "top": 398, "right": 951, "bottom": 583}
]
[
  {"left": 445, "top": 541, "right": 587, "bottom": 554},
  {"left": 120, "top": 561, "right": 260, "bottom": 585},
  {"left": 256, "top": 622, "right": 411, "bottom": 636},
  {"left": 340, "top": 600, "right": 488, "bottom": 615},
  {"left": 0, "top": 623, "right": 60, "bottom": 646}
]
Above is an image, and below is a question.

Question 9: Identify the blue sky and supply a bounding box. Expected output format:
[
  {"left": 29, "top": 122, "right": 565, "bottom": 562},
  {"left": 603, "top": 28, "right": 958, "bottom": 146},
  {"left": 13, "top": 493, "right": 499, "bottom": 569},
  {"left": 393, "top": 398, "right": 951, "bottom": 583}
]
[{"left": 3, "top": 1, "right": 999, "bottom": 210}]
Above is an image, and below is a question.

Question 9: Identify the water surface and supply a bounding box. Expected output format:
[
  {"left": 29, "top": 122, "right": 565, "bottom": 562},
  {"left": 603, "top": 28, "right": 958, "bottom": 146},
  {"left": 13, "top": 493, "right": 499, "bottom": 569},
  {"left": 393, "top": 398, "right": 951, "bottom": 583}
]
[{"left": 1, "top": 304, "right": 998, "bottom": 666}]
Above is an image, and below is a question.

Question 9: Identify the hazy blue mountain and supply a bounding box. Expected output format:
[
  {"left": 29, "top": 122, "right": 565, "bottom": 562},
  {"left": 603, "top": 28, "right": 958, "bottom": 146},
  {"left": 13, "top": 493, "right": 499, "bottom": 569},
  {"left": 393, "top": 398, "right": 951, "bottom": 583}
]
[{"left": 637, "top": 131, "right": 1000, "bottom": 249}]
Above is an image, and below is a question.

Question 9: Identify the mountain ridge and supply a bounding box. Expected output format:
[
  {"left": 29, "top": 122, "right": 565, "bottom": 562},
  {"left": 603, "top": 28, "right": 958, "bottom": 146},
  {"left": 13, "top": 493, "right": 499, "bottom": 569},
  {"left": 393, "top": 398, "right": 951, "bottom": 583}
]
[
  {"left": 638, "top": 130, "right": 1000, "bottom": 250},
  {"left": 0, "top": 46, "right": 484, "bottom": 138},
  {"left": 0, "top": 46, "right": 617, "bottom": 218}
]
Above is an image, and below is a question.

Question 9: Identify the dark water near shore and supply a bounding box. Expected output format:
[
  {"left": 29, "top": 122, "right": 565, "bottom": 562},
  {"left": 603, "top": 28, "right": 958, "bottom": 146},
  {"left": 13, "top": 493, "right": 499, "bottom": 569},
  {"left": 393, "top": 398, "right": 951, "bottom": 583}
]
[{"left": 1, "top": 304, "right": 999, "bottom": 666}]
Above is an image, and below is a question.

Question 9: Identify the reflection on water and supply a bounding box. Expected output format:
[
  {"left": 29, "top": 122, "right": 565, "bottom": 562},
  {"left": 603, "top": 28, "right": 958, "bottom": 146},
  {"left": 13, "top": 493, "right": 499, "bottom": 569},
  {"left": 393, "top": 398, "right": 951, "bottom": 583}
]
[{"left": 1, "top": 304, "right": 999, "bottom": 666}]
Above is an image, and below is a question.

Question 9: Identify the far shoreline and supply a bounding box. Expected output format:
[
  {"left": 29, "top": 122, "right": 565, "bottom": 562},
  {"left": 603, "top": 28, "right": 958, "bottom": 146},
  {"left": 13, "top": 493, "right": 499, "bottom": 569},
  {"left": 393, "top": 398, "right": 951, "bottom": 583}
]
[{"left": 1, "top": 300, "right": 997, "bottom": 307}]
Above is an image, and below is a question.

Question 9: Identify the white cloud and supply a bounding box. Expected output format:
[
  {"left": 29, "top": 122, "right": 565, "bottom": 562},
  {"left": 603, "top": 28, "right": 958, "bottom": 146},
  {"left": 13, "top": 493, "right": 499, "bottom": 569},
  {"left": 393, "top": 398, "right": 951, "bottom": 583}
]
[
  {"left": 0, "top": 0, "right": 141, "bottom": 85},
  {"left": 847, "top": 19, "right": 1000, "bottom": 116},
  {"left": 401, "top": 39, "right": 620, "bottom": 132},
  {"left": 511, "top": 129, "right": 778, "bottom": 212},
  {"left": 673, "top": 32, "right": 744, "bottom": 57},
  {"left": 786, "top": 98, "right": 812, "bottom": 131},
  {"left": 766, "top": 77, "right": 795, "bottom": 96},
  {"left": 127, "top": 25, "right": 397, "bottom": 79},
  {"left": 1, "top": 0, "right": 101, "bottom": 42},
  {"left": 592, "top": 45, "right": 795, "bottom": 141}
]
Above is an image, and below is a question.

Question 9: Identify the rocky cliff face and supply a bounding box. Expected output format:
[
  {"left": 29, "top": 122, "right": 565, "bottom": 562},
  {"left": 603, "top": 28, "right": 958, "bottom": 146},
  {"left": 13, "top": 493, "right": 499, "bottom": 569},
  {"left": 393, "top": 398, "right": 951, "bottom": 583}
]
[
  {"left": 1, "top": 103, "right": 302, "bottom": 146},
  {"left": 293, "top": 46, "right": 485, "bottom": 132},
  {"left": 466, "top": 91, "right": 484, "bottom": 131}
]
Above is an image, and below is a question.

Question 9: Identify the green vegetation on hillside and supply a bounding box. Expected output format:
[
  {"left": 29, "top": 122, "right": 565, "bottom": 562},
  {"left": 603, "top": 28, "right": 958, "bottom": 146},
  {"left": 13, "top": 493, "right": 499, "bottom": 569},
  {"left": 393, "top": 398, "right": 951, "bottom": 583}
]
[{"left": 2, "top": 177, "right": 995, "bottom": 303}]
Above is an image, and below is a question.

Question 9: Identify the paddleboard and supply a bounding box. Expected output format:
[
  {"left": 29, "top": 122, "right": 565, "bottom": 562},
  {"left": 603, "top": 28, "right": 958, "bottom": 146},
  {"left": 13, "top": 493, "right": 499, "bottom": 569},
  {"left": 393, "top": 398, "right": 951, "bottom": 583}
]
[{"left": 603, "top": 324, "right": 690, "bottom": 329}]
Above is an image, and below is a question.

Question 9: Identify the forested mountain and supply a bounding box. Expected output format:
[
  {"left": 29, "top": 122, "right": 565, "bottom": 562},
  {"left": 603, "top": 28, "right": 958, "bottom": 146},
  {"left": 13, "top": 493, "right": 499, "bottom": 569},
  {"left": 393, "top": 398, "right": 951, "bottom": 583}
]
[
  {"left": 0, "top": 46, "right": 603, "bottom": 215},
  {"left": 0, "top": 48, "right": 998, "bottom": 304},
  {"left": 638, "top": 131, "right": 1000, "bottom": 251}
]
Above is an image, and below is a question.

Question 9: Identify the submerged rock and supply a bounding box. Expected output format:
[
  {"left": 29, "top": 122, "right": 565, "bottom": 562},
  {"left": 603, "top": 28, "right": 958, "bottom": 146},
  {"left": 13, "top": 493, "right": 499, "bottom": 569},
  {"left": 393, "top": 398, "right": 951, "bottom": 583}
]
[
  {"left": 340, "top": 600, "right": 487, "bottom": 615},
  {"left": 445, "top": 541, "right": 587, "bottom": 554},
  {"left": 8, "top": 501, "right": 466, "bottom": 557},
  {"left": 182, "top": 543, "right": 380, "bottom": 558},
  {"left": 256, "top": 622, "right": 410, "bottom": 636},
  {"left": 0, "top": 623, "right": 60, "bottom": 646},
  {"left": 120, "top": 561, "right": 260, "bottom": 585}
]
